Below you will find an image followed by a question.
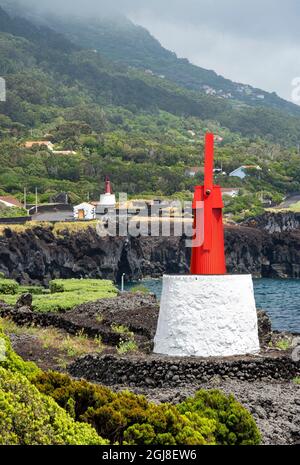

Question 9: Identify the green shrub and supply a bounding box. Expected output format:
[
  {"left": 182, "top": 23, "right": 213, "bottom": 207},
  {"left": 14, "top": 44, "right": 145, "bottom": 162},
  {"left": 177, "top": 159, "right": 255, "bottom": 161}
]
[
  {"left": 32, "top": 371, "right": 216, "bottom": 445},
  {"left": 0, "top": 368, "right": 107, "bottom": 445},
  {"left": 0, "top": 279, "right": 19, "bottom": 295},
  {"left": 0, "top": 326, "right": 40, "bottom": 379},
  {"left": 49, "top": 279, "right": 117, "bottom": 295},
  {"left": 0, "top": 279, "right": 118, "bottom": 313},
  {"left": 0, "top": 207, "right": 28, "bottom": 219},
  {"left": 49, "top": 281, "right": 64, "bottom": 293},
  {"left": 20, "top": 286, "right": 45, "bottom": 295},
  {"left": 178, "top": 389, "right": 261, "bottom": 445},
  {"left": 32, "top": 372, "right": 260, "bottom": 445}
]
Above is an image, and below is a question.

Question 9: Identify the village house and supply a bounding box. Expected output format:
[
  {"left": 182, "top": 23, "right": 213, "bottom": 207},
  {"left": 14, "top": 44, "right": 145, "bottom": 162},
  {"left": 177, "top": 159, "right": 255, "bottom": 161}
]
[
  {"left": 229, "top": 165, "right": 261, "bottom": 180},
  {"left": 25, "top": 140, "right": 54, "bottom": 151},
  {"left": 73, "top": 202, "right": 96, "bottom": 221}
]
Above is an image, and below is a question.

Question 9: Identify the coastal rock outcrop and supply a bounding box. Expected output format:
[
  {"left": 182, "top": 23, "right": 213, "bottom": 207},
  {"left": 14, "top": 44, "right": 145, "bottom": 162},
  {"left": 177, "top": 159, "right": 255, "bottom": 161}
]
[{"left": 0, "top": 213, "right": 300, "bottom": 284}]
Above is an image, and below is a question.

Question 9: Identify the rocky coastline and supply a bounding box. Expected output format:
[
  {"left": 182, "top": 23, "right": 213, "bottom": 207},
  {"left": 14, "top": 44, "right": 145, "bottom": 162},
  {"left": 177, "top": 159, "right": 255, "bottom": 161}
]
[{"left": 1, "top": 212, "right": 300, "bottom": 284}]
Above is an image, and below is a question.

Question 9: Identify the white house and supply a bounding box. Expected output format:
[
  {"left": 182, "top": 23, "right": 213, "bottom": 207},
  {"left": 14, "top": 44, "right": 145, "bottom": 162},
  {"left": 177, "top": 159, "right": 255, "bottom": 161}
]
[
  {"left": 221, "top": 188, "right": 240, "bottom": 198},
  {"left": 229, "top": 165, "right": 261, "bottom": 180},
  {"left": 73, "top": 203, "right": 96, "bottom": 221}
]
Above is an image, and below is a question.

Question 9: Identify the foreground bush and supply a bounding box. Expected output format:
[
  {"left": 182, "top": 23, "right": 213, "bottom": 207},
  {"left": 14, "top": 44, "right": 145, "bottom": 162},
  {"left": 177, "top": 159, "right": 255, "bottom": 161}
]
[
  {"left": 0, "top": 324, "right": 261, "bottom": 446},
  {"left": 0, "top": 368, "right": 107, "bottom": 445},
  {"left": 178, "top": 390, "right": 261, "bottom": 445},
  {"left": 0, "top": 326, "right": 40, "bottom": 378},
  {"left": 33, "top": 371, "right": 261, "bottom": 445}
]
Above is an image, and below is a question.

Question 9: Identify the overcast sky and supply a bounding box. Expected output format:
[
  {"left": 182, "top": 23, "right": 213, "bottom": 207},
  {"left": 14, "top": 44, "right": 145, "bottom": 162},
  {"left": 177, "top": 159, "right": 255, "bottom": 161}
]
[{"left": 5, "top": 0, "right": 300, "bottom": 101}]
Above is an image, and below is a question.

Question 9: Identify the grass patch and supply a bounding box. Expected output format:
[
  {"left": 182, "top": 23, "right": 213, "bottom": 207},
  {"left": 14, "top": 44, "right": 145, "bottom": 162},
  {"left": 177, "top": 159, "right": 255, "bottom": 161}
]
[
  {"left": 293, "top": 377, "right": 300, "bottom": 385},
  {"left": 0, "top": 278, "right": 117, "bottom": 313},
  {"left": 111, "top": 324, "right": 132, "bottom": 335},
  {"left": 53, "top": 221, "right": 97, "bottom": 236},
  {"left": 116, "top": 340, "right": 138, "bottom": 355},
  {"left": 111, "top": 324, "right": 138, "bottom": 354},
  {"left": 287, "top": 201, "right": 300, "bottom": 212},
  {"left": 275, "top": 339, "right": 292, "bottom": 351},
  {"left": 1, "top": 318, "right": 105, "bottom": 359}
]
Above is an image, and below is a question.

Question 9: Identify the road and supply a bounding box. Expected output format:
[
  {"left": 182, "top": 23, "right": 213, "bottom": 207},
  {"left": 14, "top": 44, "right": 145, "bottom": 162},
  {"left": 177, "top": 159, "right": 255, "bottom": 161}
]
[
  {"left": 276, "top": 193, "right": 300, "bottom": 209},
  {"left": 31, "top": 210, "right": 74, "bottom": 222}
]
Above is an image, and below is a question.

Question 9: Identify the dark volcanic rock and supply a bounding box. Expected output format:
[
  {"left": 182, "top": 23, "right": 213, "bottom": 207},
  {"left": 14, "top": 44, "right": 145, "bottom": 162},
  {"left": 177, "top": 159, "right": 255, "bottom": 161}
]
[
  {"left": 243, "top": 211, "right": 300, "bottom": 233},
  {"left": 1, "top": 216, "right": 300, "bottom": 284},
  {"left": 16, "top": 293, "right": 33, "bottom": 309},
  {"left": 257, "top": 310, "right": 272, "bottom": 346}
]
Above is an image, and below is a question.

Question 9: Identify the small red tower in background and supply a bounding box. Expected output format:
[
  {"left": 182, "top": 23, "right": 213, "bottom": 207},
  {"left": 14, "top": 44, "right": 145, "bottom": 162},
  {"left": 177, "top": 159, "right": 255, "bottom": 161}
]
[
  {"left": 105, "top": 176, "right": 112, "bottom": 195},
  {"left": 190, "top": 133, "right": 227, "bottom": 275}
]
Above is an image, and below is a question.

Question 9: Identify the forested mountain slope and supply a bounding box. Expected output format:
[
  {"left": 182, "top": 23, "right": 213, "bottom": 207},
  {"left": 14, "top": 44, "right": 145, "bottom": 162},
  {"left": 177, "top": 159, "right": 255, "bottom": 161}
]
[{"left": 0, "top": 4, "right": 300, "bottom": 219}]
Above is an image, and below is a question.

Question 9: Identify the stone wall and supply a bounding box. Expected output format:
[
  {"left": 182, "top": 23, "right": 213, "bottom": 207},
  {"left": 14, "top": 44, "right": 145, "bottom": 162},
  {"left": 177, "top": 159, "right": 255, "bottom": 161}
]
[{"left": 69, "top": 353, "right": 300, "bottom": 388}]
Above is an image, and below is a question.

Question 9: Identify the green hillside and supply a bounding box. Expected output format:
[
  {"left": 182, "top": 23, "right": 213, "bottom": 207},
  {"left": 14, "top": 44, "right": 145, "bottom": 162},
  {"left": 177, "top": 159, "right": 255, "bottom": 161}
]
[
  {"left": 31, "top": 13, "right": 300, "bottom": 118},
  {"left": 0, "top": 5, "right": 300, "bottom": 219}
]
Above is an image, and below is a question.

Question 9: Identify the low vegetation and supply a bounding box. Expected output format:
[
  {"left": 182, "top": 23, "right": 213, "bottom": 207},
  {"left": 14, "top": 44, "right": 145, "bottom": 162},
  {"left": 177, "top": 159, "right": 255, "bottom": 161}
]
[
  {"left": 0, "top": 368, "right": 107, "bottom": 445},
  {"left": 1, "top": 318, "right": 104, "bottom": 365},
  {"left": 0, "top": 278, "right": 117, "bottom": 312},
  {"left": 111, "top": 324, "right": 138, "bottom": 354},
  {"left": 32, "top": 371, "right": 261, "bottom": 445},
  {"left": 0, "top": 320, "right": 261, "bottom": 445},
  {"left": 130, "top": 285, "right": 151, "bottom": 295},
  {"left": 0, "top": 207, "right": 28, "bottom": 218}
]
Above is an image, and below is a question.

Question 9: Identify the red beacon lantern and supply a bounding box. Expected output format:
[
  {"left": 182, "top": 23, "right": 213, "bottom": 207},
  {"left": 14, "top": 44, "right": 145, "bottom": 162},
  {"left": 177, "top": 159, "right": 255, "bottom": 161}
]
[
  {"left": 105, "top": 176, "right": 112, "bottom": 195},
  {"left": 190, "top": 133, "right": 227, "bottom": 275}
]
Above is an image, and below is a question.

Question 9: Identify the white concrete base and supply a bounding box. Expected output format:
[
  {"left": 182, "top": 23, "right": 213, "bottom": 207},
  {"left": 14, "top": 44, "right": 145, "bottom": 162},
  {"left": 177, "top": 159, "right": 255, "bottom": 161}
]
[
  {"left": 154, "top": 274, "right": 260, "bottom": 358},
  {"left": 99, "top": 193, "right": 116, "bottom": 207}
]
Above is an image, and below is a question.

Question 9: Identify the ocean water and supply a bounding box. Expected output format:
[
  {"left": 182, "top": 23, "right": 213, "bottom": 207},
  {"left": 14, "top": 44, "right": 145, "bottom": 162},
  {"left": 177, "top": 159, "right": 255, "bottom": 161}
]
[{"left": 124, "top": 278, "right": 300, "bottom": 333}]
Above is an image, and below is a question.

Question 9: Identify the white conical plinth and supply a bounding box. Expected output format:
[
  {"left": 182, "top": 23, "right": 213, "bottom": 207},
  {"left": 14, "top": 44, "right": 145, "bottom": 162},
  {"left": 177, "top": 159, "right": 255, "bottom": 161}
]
[{"left": 154, "top": 274, "right": 260, "bottom": 357}]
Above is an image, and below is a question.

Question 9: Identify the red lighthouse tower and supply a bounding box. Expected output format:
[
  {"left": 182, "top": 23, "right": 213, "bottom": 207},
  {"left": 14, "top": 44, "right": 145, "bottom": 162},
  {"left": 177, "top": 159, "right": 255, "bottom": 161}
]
[
  {"left": 105, "top": 176, "right": 112, "bottom": 195},
  {"left": 190, "top": 133, "right": 226, "bottom": 275}
]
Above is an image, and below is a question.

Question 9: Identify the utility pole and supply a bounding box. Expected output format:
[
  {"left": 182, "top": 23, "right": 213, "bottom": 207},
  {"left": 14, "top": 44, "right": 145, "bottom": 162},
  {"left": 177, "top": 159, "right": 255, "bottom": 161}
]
[
  {"left": 121, "top": 273, "right": 126, "bottom": 292},
  {"left": 35, "top": 187, "right": 38, "bottom": 214},
  {"left": 23, "top": 187, "right": 27, "bottom": 209}
]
